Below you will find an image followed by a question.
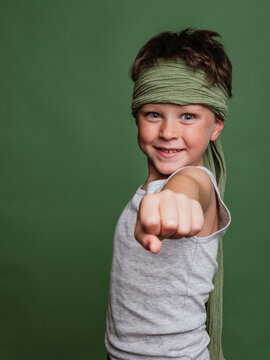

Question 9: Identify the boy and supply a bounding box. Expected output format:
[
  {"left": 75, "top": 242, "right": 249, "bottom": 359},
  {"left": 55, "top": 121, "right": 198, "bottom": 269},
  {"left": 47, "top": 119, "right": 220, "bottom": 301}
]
[{"left": 105, "top": 28, "right": 232, "bottom": 360}]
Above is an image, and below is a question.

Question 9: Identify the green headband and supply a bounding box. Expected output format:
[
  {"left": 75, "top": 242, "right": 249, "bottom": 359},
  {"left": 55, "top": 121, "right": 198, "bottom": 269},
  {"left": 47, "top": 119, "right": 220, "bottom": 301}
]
[{"left": 131, "top": 58, "right": 229, "bottom": 120}]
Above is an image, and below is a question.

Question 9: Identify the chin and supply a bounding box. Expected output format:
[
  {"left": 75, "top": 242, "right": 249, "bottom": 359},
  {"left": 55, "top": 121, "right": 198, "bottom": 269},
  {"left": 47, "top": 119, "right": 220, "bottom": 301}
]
[{"left": 156, "top": 163, "right": 182, "bottom": 176}]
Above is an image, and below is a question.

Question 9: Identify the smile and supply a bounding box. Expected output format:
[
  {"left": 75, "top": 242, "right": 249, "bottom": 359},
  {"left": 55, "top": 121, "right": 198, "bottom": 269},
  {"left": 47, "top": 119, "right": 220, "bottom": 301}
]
[
  {"left": 155, "top": 147, "right": 183, "bottom": 158},
  {"left": 158, "top": 149, "right": 180, "bottom": 153}
]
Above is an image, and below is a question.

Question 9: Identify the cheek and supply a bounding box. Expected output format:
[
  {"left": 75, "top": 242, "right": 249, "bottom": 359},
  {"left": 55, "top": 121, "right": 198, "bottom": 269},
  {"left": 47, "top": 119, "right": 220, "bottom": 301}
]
[
  {"left": 185, "top": 126, "right": 210, "bottom": 149},
  {"left": 138, "top": 124, "right": 157, "bottom": 144}
]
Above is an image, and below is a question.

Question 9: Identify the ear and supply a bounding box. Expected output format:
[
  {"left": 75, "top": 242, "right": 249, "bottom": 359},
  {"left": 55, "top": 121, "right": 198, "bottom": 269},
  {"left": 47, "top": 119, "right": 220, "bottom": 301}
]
[{"left": 210, "top": 117, "right": 224, "bottom": 141}]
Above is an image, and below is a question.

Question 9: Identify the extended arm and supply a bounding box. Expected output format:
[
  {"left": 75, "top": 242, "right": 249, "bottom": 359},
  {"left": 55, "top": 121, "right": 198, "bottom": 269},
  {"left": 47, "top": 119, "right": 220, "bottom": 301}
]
[{"left": 134, "top": 167, "right": 215, "bottom": 254}]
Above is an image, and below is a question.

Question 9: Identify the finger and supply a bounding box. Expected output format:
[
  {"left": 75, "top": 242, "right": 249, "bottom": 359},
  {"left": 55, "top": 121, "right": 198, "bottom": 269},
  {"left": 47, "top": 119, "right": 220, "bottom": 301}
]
[
  {"left": 139, "top": 194, "right": 161, "bottom": 236},
  {"left": 147, "top": 234, "right": 163, "bottom": 254},
  {"left": 159, "top": 190, "right": 179, "bottom": 238},
  {"left": 172, "top": 193, "right": 192, "bottom": 238},
  {"left": 134, "top": 215, "right": 162, "bottom": 252},
  {"left": 189, "top": 199, "right": 204, "bottom": 236}
]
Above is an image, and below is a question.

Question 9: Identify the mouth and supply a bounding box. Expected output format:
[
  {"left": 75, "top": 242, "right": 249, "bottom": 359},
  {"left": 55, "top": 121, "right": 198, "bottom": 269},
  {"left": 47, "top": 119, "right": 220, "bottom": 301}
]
[
  {"left": 155, "top": 146, "right": 183, "bottom": 153},
  {"left": 154, "top": 146, "right": 184, "bottom": 158}
]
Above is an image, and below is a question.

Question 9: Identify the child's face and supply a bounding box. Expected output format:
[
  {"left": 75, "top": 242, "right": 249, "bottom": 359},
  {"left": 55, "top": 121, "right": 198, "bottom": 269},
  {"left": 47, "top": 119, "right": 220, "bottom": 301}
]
[{"left": 136, "top": 103, "right": 224, "bottom": 182}]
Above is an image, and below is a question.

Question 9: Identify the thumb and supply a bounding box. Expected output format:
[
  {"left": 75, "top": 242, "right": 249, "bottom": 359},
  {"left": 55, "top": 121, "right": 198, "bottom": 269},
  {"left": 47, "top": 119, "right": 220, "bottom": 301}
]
[
  {"left": 146, "top": 234, "right": 162, "bottom": 254},
  {"left": 134, "top": 217, "right": 162, "bottom": 254}
]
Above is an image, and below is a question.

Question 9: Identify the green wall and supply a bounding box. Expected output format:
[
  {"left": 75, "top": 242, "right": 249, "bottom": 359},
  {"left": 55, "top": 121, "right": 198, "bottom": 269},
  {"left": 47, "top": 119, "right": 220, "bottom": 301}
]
[{"left": 1, "top": 0, "right": 269, "bottom": 359}]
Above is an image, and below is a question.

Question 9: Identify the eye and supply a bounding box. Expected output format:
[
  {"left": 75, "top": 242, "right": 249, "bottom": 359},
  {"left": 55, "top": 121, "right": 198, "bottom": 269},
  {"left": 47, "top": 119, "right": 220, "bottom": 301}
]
[
  {"left": 145, "top": 112, "right": 160, "bottom": 119},
  {"left": 181, "top": 113, "right": 196, "bottom": 121}
]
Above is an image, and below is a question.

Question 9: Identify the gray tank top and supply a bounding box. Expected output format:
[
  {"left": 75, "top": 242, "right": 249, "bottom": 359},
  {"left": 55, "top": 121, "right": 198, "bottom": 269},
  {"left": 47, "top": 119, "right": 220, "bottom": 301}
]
[{"left": 105, "top": 166, "right": 231, "bottom": 360}]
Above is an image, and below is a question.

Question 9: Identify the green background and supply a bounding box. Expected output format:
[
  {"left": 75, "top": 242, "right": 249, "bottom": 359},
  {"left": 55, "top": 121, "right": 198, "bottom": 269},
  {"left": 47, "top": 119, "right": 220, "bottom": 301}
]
[{"left": 1, "top": 0, "right": 269, "bottom": 359}]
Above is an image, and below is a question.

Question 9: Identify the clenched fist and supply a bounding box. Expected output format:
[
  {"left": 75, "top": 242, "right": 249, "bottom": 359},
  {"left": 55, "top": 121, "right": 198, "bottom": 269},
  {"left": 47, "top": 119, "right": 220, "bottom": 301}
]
[{"left": 134, "top": 189, "right": 204, "bottom": 254}]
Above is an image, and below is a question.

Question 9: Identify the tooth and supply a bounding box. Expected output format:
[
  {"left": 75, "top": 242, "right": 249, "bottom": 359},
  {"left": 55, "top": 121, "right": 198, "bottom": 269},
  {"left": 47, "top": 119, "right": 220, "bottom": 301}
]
[{"left": 161, "top": 149, "right": 179, "bottom": 153}]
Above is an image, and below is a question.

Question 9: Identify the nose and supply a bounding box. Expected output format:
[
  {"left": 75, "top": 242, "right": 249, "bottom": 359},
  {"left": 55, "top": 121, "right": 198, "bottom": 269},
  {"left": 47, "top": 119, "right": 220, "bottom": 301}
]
[{"left": 159, "top": 119, "right": 179, "bottom": 140}]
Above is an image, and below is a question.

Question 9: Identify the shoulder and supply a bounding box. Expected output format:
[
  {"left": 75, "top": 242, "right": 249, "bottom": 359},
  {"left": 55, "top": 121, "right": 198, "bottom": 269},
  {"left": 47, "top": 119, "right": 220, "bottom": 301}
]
[
  {"left": 174, "top": 166, "right": 213, "bottom": 186},
  {"left": 164, "top": 166, "right": 215, "bottom": 212},
  {"left": 166, "top": 166, "right": 215, "bottom": 195}
]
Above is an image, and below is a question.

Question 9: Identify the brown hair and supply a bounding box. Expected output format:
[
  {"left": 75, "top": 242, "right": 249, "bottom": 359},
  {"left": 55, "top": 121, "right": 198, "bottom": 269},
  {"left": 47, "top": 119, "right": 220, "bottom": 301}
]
[{"left": 129, "top": 27, "right": 232, "bottom": 99}]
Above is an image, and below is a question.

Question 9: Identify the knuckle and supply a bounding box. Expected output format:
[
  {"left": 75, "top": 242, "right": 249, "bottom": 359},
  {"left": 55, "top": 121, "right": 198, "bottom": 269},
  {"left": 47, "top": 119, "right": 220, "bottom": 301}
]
[
  {"left": 161, "top": 189, "right": 173, "bottom": 196},
  {"left": 140, "top": 193, "right": 153, "bottom": 206},
  {"left": 161, "top": 189, "right": 176, "bottom": 201},
  {"left": 175, "top": 193, "right": 189, "bottom": 205},
  {"left": 191, "top": 198, "right": 202, "bottom": 209},
  {"left": 176, "top": 192, "right": 188, "bottom": 200},
  {"left": 178, "top": 226, "right": 190, "bottom": 237},
  {"left": 192, "top": 223, "right": 203, "bottom": 234},
  {"left": 143, "top": 216, "right": 158, "bottom": 228},
  {"left": 162, "top": 220, "right": 178, "bottom": 231}
]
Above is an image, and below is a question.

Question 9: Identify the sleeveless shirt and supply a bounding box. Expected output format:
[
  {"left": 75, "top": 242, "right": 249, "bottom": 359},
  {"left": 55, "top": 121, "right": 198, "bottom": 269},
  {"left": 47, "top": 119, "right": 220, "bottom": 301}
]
[{"left": 105, "top": 166, "right": 231, "bottom": 360}]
